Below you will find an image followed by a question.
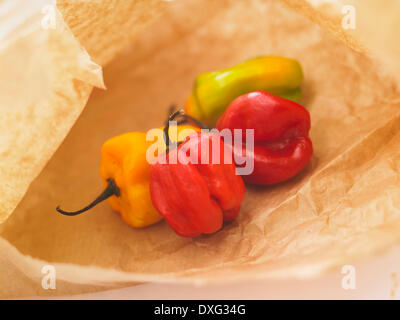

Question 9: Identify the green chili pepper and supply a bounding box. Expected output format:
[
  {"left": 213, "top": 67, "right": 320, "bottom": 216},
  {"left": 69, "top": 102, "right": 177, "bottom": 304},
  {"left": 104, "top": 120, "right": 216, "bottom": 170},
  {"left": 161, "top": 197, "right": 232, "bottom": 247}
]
[{"left": 185, "top": 56, "right": 304, "bottom": 125}]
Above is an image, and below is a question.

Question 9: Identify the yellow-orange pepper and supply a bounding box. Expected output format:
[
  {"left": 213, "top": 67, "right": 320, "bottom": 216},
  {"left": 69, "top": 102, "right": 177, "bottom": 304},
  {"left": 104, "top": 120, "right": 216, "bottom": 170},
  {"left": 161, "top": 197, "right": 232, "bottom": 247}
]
[{"left": 57, "top": 124, "right": 198, "bottom": 228}]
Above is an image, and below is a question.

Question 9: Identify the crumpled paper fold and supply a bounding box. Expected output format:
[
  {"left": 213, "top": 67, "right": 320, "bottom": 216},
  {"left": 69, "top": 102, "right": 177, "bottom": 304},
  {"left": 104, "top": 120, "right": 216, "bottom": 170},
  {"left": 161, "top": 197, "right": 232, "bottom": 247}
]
[
  {"left": 280, "top": 0, "right": 400, "bottom": 82},
  {"left": 1, "top": 0, "right": 400, "bottom": 298},
  {"left": 0, "top": 0, "right": 103, "bottom": 224}
]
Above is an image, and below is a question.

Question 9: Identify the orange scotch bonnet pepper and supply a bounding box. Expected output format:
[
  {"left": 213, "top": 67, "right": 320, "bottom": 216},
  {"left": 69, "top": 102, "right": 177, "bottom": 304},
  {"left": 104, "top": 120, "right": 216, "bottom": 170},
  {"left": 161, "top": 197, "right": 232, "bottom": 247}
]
[{"left": 57, "top": 124, "right": 198, "bottom": 228}]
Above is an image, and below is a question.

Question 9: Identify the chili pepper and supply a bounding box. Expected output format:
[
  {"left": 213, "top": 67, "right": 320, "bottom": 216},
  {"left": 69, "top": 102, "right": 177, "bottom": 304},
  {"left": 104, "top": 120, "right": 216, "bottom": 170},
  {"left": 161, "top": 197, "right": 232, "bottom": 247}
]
[
  {"left": 185, "top": 56, "right": 303, "bottom": 126},
  {"left": 149, "top": 111, "right": 245, "bottom": 238},
  {"left": 216, "top": 91, "right": 313, "bottom": 185},
  {"left": 57, "top": 123, "right": 198, "bottom": 228}
]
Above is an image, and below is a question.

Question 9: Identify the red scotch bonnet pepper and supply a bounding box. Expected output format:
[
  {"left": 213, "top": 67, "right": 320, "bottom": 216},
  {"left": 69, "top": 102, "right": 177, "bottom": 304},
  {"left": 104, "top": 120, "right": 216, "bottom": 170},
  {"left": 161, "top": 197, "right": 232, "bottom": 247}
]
[
  {"left": 216, "top": 91, "right": 313, "bottom": 185},
  {"left": 149, "top": 111, "right": 245, "bottom": 238}
]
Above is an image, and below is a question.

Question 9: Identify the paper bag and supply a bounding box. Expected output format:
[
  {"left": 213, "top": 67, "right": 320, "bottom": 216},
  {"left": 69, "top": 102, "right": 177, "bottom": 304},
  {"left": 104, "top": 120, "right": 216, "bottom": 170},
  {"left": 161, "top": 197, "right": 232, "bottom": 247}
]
[{"left": 1, "top": 0, "right": 400, "bottom": 298}]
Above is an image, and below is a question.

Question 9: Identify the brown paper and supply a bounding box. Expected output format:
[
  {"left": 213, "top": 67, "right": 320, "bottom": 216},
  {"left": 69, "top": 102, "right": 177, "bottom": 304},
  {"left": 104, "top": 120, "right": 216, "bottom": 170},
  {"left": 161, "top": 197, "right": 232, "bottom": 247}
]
[
  {"left": 57, "top": 0, "right": 170, "bottom": 66},
  {"left": 2, "top": 0, "right": 400, "bottom": 298},
  {"left": 280, "top": 0, "right": 400, "bottom": 81},
  {"left": 0, "top": 0, "right": 103, "bottom": 224}
]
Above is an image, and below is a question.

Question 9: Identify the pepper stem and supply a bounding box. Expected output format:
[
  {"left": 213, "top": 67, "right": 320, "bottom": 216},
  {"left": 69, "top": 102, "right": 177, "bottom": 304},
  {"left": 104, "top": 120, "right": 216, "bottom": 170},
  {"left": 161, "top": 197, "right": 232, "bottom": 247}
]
[
  {"left": 56, "top": 178, "right": 120, "bottom": 216},
  {"left": 163, "top": 109, "right": 210, "bottom": 150},
  {"left": 167, "top": 105, "right": 189, "bottom": 125}
]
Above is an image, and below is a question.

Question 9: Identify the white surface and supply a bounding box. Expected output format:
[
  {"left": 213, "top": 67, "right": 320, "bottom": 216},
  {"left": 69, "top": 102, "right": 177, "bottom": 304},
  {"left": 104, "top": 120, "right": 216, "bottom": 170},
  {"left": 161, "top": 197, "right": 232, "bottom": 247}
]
[{"left": 52, "top": 246, "right": 400, "bottom": 300}]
